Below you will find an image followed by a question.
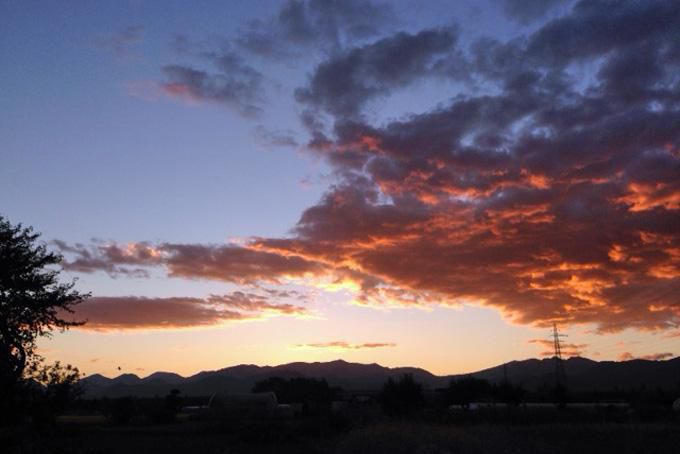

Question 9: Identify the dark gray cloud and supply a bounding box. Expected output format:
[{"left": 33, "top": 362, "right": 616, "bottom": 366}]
[
  {"left": 525, "top": 0, "right": 680, "bottom": 66},
  {"left": 55, "top": 240, "right": 158, "bottom": 278},
  {"left": 161, "top": 243, "right": 322, "bottom": 284},
  {"left": 57, "top": 241, "right": 324, "bottom": 284},
  {"left": 160, "top": 0, "right": 396, "bottom": 115},
  {"left": 499, "top": 0, "right": 569, "bottom": 24},
  {"left": 296, "top": 27, "right": 460, "bottom": 118},
  {"left": 237, "top": 0, "right": 397, "bottom": 58},
  {"left": 161, "top": 48, "right": 264, "bottom": 117}
]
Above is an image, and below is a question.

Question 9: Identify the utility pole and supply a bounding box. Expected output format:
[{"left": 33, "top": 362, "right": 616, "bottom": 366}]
[{"left": 552, "top": 322, "right": 567, "bottom": 387}]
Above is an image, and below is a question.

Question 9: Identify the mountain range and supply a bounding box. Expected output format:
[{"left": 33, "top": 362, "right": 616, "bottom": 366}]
[{"left": 80, "top": 357, "right": 680, "bottom": 398}]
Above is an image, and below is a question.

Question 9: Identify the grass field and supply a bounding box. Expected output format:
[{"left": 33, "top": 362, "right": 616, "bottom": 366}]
[{"left": 5, "top": 420, "right": 680, "bottom": 454}]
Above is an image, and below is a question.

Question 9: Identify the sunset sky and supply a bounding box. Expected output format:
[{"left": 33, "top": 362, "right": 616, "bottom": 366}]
[{"left": 2, "top": 0, "right": 679, "bottom": 378}]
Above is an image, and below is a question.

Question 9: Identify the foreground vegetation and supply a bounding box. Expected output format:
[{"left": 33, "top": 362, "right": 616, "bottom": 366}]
[
  {"left": 4, "top": 419, "right": 680, "bottom": 454},
  {"left": 3, "top": 373, "right": 678, "bottom": 453}
]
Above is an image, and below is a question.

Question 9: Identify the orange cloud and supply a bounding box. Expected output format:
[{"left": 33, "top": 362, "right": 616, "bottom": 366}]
[
  {"left": 618, "top": 351, "right": 635, "bottom": 361},
  {"left": 640, "top": 352, "right": 675, "bottom": 361},
  {"left": 528, "top": 339, "right": 589, "bottom": 358},
  {"left": 69, "top": 292, "right": 308, "bottom": 331},
  {"left": 616, "top": 182, "right": 680, "bottom": 212},
  {"left": 618, "top": 351, "right": 674, "bottom": 361},
  {"left": 295, "top": 341, "right": 396, "bottom": 350}
]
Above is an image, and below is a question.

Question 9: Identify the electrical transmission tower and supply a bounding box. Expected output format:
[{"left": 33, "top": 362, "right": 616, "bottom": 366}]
[{"left": 552, "top": 322, "right": 567, "bottom": 387}]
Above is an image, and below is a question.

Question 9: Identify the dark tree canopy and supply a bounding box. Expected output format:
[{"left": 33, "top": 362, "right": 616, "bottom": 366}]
[
  {"left": 380, "top": 373, "right": 425, "bottom": 418},
  {"left": 0, "top": 216, "right": 88, "bottom": 387},
  {"left": 252, "top": 376, "right": 340, "bottom": 405},
  {"left": 445, "top": 376, "right": 492, "bottom": 408}
]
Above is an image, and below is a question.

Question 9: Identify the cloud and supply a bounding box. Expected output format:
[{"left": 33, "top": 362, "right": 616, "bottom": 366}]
[
  {"left": 618, "top": 351, "right": 634, "bottom": 361},
  {"left": 295, "top": 27, "right": 460, "bottom": 118},
  {"left": 498, "top": 0, "right": 569, "bottom": 24},
  {"left": 69, "top": 292, "right": 308, "bottom": 331},
  {"left": 55, "top": 240, "right": 159, "bottom": 278},
  {"left": 618, "top": 351, "right": 674, "bottom": 361},
  {"left": 57, "top": 241, "right": 323, "bottom": 284},
  {"left": 295, "top": 341, "right": 396, "bottom": 350},
  {"left": 160, "top": 0, "right": 396, "bottom": 115},
  {"left": 162, "top": 243, "right": 323, "bottom": 283},
  {"left": 640, "top": 352, "right": 675, "bottom": 361},
  {"left": 236, "top": 0, "right": 397, "bottom": 59},
  {"left": 266, "top": 0, "right": 680, "bottom": 332},
  {"left": 254, "top": 125, "right": 299, "bottom": 148},
  {"left": 60, "top": 0, "right": 680, "bottom": 335},
  {"left": 528, "top": 339, "right": 588, "bottom": 357},
  {"left": 524, "top": 1, "right": 680, "bottom": 66},
  {"left": 160, "top": 47, "right": 264, "bottom": 117}
]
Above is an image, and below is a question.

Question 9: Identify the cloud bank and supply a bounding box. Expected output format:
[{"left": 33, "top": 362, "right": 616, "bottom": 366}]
[{"left": 62, "top": 0, "right": 680, "bottom": 336}]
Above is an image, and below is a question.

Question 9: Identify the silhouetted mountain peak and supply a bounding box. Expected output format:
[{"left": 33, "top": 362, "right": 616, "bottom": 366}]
[
  {"left": 111, "top": 373, "right": 141, "bottom": 384},
  {"left": 81, "top": 373, "right": 110, "bottom": 387},
  {"left": 142, "top": 371, "right": 185, "bottom": 384},
  {"left": 81, "top": 357, "right": 680, "bottom": 398}
]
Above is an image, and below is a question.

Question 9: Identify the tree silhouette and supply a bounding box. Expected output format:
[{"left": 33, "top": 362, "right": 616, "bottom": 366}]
[
  {"left": 445, "top": 376, "right": 492, "bottom": 408},
  {"left": 380, "top": 373, "right": 425, "bottom": 418},
  {"left": 147, "top": 388, "right": 182, "bottom": 423},
  {"left": 492, "top": 380, "right": 526, "bottom": 405},
  {"left": 25, "top": 360, "right": 82, "bottom": 426},
  {"left": 253, "top": 377, "right": 340, "bottom": 405},
  {"left": 0, "top": 216, "right": 88, "bottom": 422}
]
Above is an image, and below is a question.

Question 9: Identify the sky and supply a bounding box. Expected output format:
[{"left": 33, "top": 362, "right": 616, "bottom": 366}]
[{"left": 1, "top": 0, "right": 679, "bottom": 378}]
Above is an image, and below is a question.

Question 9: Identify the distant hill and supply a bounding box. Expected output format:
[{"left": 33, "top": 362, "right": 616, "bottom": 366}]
[
  {"left": 456, "top": 356, "right": 680, "bottom": 391},
  {"left": 80, "top": 357, "right": 680, "bottom": 398}
]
